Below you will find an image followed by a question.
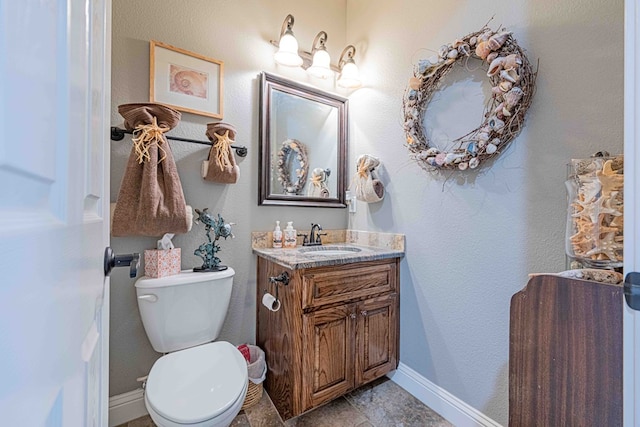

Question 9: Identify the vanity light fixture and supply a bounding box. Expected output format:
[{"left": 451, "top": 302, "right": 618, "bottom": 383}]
[
  {"left": 337, "top": 45, "right": 362, "bottom": 88},
  {"left": 271, "top": 15, "right": 362, "bottom": 88},
  {"left": 274, "top": 14, "right": 303, "bottom": 67},
  {"left": 306, "top": 31, "right": 333, "bottom": 79}
]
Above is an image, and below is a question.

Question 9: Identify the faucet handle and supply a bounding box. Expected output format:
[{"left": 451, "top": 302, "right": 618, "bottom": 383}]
[
  {"left": 316, "top": 232, "right": 327, "bottom": 244},
  {"left": 297, "top": 233, "right": 308, "bottom": 245}
]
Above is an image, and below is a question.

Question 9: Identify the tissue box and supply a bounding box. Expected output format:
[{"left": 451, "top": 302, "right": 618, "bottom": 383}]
[{"left": 144, "top": 248, "right": 181, "bottom": 278}]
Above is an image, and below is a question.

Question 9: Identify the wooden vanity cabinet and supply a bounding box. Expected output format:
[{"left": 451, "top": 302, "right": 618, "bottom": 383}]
[{"left": 256, "top": 256, "right": 400, "bottom": 420}]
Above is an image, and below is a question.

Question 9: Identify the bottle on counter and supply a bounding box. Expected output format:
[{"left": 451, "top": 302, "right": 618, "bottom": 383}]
[
  {"left": 272, "top": 221, "right": 283, "bottom": 248},
  {"left": 283, "top": 221, "right": 297, "bottom": 248}
]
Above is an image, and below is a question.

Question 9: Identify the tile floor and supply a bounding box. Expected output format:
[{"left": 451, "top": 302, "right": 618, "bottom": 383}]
[{"left": 117, "top": 377, "right": 452, "bottom": 427}]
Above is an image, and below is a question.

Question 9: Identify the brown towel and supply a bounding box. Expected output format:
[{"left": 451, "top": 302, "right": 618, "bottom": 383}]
[
  {"left": 112, "top": 103, "right": 190, "bottom": 237},
  {"left": 202, "top": 122, "right": 240, "bottom": 184}
]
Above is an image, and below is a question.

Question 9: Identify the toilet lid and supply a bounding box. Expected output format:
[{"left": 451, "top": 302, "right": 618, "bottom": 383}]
[{"left": 145, "top": 341, "right": 248, "bottom": 424}]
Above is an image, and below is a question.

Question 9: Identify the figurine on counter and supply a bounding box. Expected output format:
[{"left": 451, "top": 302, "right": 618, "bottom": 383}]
[{"left": 193, "top": 208, "right": 234, "bottom": 272}]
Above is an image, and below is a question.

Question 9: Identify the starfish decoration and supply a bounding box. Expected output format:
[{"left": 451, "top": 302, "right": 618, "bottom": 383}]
[
  {"left": 572, "top": 194, "right": 621, "bottom": 224},
  {"left": 577, "top": 178, "right": 601, "bottom": 203},
  {"left": 571, "top": 199, "right": 599, "bottom": 224},
  {"left": 596, "top": 170, "right": 623, "bottom": 196},
  {"left": 213, "top": 130, "right": 235, "bottom": 170},
  {"left": 585, "top": 232, "right": 623, "bottom": 261},
  {"left": 610, "top": 215, "right": 624, "bottom": 229},
  {"left": 600, "top": 191, "right": 623, "bottom": 217},
  {"left": 601, "top": 159, "right": 618, "bottom": 176}
]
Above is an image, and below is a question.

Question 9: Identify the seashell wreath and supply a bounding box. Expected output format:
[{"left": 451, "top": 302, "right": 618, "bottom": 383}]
[{"left": 403, "top": 25, "right": 537, "bottom": 171}]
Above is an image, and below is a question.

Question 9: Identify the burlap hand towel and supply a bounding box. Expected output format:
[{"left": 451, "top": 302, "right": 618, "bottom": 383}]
[
  {"left": 352, "top": 154, "right": 384, "bottom": 203},
  {"left": 202, "top": 122, "right": 240, "bottom": 184},
  {"left": 112, "top": 103, "right": 190, "bottom": 236}
]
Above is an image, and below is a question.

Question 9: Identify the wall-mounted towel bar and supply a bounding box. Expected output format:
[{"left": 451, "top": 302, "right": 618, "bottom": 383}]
[{"left": 110, "top": 126, "right": 248, "bottom": 157}]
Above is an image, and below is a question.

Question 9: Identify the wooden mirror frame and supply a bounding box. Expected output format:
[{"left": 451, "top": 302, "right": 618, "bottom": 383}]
[{"left": 259, "top": 72, "right": 348, "bottom": 208}]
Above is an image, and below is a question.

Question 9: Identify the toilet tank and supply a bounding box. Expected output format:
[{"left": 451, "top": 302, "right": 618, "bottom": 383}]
[{"left": 134, "top": 268, "right": 235, "bottom": 353}]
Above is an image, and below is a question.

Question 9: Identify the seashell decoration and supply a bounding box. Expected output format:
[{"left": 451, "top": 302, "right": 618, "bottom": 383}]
[
  {"left": 488, "top": 32, "right": 510, "bottom": 50},
  {"left": 487, "top": 56, "right": 506, "bottom": 76},
  {"left": 466, "top": 141, "right": 478, "bottom": 156},
  {"left": 498, "top": 81, "right": 513, "bottom": 92},
  {"left": 409, "top": 77, "right": 422, "bottom": 90},
  {"left": 500, "top": 69, "right": 520, "bottom": 83},
  {"left": 486, "top": 52, "right": 499, "bottom": 64},
  {"left": 477, "top": 131, "right": 490, "bottom": 142},
  {"left": 491, "top": 86, "right": 505, "bottom": 97},
  {"left": 458, "top": 43, "right": 471, "bottom": 57},
  {"left": 489, "top": 116, "right": 505, "bottom": 133},
  {"left": 479, "top": 30, "right": 493, "bottom": 43},
  {"left": 475, "top": 41, "right": 492, "bottom": 60},
  {"left": 503, "top": 54, "right": 522, "bottom": 71},
  {"left": 444, "top": 153, "right": 459, "bottom": 164},
  {"left": 417, "top": 59, "right": 433, "bottom": 74},
  {"left": 403, "top": 24, "right": 536, "bottom": 172},
  {"left": 504, "top": 87, "right": 524, "bottom": 109}
]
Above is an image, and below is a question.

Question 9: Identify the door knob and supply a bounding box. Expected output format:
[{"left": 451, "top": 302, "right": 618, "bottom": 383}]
[
  {"left": 104, "top": 247, "right": 140, "bottom": 278},
  {"left": 624, "top": 272, "right": 640, "bottom": 311}
]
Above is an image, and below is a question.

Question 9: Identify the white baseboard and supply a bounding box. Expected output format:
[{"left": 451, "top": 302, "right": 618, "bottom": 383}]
[
  {"left": 108, "top": 389, "right": 148, "bottom": 427},
  {"left": 388, "top": 362, "right": 503, "bottom": 427}
]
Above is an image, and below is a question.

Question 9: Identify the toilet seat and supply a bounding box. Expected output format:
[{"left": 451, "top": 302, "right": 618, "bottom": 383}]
[{"left": 145, "top": 341, "right": 248, "bottom": 425}]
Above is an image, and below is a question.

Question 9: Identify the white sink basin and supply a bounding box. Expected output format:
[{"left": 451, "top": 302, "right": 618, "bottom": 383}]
[{"left": 298, "top": 246, "right": 362, "bottom": 256}]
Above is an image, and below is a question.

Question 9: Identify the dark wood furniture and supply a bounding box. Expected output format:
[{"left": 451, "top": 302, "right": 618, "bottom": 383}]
[
  {"left": 256, "top": 257, "right": 400, "bottom": 420},
  {"left": 509, "top": 274, "right": 623, "bottom": 426}
]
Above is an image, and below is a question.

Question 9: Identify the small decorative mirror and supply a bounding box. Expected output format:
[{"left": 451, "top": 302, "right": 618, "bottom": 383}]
[{"left": 259, "top": 72, "right": 348, "bottom": 207}]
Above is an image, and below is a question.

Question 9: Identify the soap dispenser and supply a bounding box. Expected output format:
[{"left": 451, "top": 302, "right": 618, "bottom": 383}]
[
  {"left": 272, "top": 221, "right": 283, "bottom": 248},
  {"left": 283, "top": 221, "right": 297, "bottom": 248}
]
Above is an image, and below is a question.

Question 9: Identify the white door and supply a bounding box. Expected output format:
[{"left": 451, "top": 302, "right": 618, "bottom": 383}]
[
  {"left": 624, "top": 0, "right": 640, "bottom": 425},
  {"left": 0, "top": 0, "right": 111, "bottom": 425}
]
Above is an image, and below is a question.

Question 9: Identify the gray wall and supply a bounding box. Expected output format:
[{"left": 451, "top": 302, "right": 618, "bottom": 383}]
[
  {"left": 109, "top": 0, "right": 348, "bottom": 396},
  {"left": 110, "top": 0, "right": 624, "bottom": 424},
  {"left": 346, "top": 0, "right": 623, "bottom": 424}
]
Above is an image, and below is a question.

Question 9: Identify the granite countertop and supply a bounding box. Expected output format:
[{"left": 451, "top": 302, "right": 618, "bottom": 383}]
[{"left": 252, "top": 243, "right": 404, "bottom": 270}]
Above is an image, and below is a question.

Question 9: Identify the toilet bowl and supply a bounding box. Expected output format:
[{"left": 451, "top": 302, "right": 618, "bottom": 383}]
[
  {"left": 134, "top": 270, "right": 247, "bottom": 427},
  {"left": 144, "top": 341, "right": 248, "bottom": 427}
]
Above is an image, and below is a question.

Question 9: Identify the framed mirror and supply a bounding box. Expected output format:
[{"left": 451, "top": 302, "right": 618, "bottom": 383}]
[{"left": 259, "top": 72, "right": 348, "bottom": 207}]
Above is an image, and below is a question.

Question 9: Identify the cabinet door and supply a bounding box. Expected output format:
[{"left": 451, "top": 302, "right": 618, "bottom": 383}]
[
  {"left": 356, "top": 294, "right": 398, "bottom": 386},
  {"left": 302, "top": 303, "right": 356, "bottom": 411}
]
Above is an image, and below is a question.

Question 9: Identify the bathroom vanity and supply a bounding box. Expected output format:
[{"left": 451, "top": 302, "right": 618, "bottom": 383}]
[{"left": 253, "top": 243, "right": 402, "bottom": 420}]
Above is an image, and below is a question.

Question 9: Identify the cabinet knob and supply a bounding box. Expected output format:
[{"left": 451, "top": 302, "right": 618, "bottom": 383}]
[
  {"left": 361, "top": 310, "right": 368, "bottom": 317},
  {"left": 350, "top": 313, "right": 356, "bottom": 319}
]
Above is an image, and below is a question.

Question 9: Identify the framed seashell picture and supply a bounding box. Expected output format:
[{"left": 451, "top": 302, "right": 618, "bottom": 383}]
[{"left": 150, "top": 40, "right": 224, "bottom": 119}]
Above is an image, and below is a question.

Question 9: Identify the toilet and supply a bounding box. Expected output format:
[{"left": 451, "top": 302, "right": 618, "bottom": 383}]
[{"left": 135, "top": 268, "right": 248, "bottom": 427}]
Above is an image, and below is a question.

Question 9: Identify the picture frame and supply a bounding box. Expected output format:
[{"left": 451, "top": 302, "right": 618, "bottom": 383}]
[{"left": 150, "top": 40, "right": 224, "bottom": 119}]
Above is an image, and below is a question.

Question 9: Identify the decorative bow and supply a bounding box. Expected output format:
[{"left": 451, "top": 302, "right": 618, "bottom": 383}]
[{"left": 132, "top": 116, "right": 169, "bottom": 164}]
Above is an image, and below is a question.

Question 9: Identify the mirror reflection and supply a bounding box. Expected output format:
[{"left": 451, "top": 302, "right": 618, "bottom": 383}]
[{"left": 259, "top": 72, "right": 348, "bottom": 207}]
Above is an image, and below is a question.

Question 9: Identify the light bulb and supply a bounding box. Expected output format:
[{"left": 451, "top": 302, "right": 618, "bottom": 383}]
[
  {"left": 274, "top": 31, "right": 303, "bottom": 67},
  {"left": 337, "top": 61, "right": 361, "bottom": 88},
  {"left": 307, "top": 49, "right": 333, "bottom": 79}
]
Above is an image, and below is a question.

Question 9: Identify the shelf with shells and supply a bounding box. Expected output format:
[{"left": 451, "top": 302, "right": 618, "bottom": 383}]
[{"left": 565, "top": 155, "right": 624, "bottom": 269}]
